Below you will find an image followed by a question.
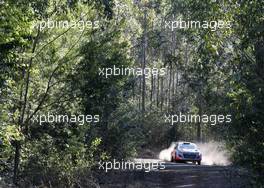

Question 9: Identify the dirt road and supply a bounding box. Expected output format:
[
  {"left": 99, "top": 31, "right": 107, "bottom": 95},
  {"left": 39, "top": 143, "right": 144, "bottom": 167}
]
[{"left": 97, "top": 160, "right": 250, "bottom": 188}]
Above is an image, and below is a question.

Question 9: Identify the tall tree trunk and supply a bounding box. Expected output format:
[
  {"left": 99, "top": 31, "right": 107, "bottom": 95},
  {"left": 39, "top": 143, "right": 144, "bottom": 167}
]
[
  {"left": 13, "top": 26, "right": 40, "bottom": 184},
  {"left": 176, "top": 71, "right": 178, "bottom": 95},
  {"left": 171, "top": 68, "right": 175, "bottom": 111},
  {"left": 157, "top": 74, "right": 159, "bottom": 107},
  {"left": 139, "top": 77, "right": 141, "bottom": 111},
  {"left": 168, "top": 64, "right": 172, "bottom": 112},
  {"left": 160, "top": 77, "right": 164, "bottom": 111},
  {"left": 141, "top": 7, "right": 147, "bottom": 114},
  {"left": 13, "top": 141, "right": 21, "bottom": 184},
  {"left": 196, "top": 89, "right": 202, "bottom": 142},
  {"left": 150, "top": 69, "right": 154, "bottom": 107}
]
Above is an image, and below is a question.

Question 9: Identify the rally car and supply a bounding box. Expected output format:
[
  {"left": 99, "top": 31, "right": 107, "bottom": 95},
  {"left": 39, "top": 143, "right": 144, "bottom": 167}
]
[{"left": 171, "top": 142, "right": 202, "bottom": 165}]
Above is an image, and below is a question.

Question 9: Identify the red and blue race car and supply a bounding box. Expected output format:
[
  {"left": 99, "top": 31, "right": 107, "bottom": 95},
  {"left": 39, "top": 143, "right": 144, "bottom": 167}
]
[{"left": 171, "top": 142, "right": 202, "bottom": 165}]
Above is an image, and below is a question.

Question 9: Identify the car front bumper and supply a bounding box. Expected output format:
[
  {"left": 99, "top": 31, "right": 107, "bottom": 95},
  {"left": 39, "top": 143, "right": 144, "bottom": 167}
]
[{"left": 174, "top": 152, "right": 202, "bottom": 161}]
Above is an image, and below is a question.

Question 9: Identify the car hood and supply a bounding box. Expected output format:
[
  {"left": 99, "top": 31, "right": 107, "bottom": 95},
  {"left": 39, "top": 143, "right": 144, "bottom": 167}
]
[{"left": 179, "top": 148, "right": 200, "bottom": 153}]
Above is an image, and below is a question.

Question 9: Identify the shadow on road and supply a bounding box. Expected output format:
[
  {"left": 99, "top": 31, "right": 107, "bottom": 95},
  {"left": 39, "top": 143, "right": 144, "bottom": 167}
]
[{"left": 97, "top": 160, "right": 250, "bottom": 188}]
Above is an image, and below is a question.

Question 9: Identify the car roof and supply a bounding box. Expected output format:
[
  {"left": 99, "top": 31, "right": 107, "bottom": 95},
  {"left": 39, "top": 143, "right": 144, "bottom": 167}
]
[
  {"left": 177, "top": 141, "right": 196, "bottom": 146},
  {"left": 170, "top": 141, "right": 197, "bottom": 148}
]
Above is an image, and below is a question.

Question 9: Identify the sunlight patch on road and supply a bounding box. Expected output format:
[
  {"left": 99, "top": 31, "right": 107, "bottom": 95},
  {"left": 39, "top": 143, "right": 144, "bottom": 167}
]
[{"left": 176, "top": 184, "right": 196, "bottom": 187}]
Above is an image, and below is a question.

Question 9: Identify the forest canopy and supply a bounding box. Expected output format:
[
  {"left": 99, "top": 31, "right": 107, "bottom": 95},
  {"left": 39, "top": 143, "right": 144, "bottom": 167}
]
[{"left": 0, "top": 0, "right": 263, "bottom": 187}]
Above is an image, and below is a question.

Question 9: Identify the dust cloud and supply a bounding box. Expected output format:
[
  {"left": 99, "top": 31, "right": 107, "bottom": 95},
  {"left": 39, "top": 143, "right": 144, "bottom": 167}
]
[
  {"left": 158, "top": 142, "right": 231, "bottom": 166},
  {"left": 197, "top": 142, "right": 231, "bottom": 166},
  {"left": 159, "top": 142, "right": 176, "bottom": 162}
]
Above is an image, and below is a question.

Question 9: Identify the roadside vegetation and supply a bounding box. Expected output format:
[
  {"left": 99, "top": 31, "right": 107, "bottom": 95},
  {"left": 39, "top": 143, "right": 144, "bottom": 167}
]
[{"left": 0, "top": 0, "right": 263, "bottom": 187}]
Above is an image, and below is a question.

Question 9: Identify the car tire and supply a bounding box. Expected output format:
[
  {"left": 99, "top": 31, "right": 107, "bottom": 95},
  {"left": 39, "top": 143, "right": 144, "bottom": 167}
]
[{"left": 197, "top": 161, "right": 201, "bottom": 165}]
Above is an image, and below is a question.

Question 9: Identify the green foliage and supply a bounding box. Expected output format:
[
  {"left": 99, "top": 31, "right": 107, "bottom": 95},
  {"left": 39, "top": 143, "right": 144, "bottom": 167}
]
[
  {"left": 0, "top": 0, "right": 264, "bottom": 187},
  {"left": 21, "top": 134, "right": 102, "bottom": 187}
]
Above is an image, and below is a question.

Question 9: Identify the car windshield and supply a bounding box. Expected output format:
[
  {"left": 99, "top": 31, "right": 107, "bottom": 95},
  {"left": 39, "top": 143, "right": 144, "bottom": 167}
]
[{"left": 179, "top": 144, "right": 196, "bottom": 150}]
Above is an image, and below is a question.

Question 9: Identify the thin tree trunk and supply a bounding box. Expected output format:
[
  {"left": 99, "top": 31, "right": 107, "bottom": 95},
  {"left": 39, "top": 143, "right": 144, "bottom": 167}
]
[
  {"left": 196, "top": 89, "right": 202, "bottom": 142},
  {"left": 160, "top": 77, "right": 164, "bottom": 111},
  {"left": 171, "top": 68, "right": 175, "bottom": 111},
  {"left": 141, "top": 7, "right": 147, "bottom": 114},
  {"left": 168, "top": 64, "right": 172, "bottom": 112},
  {"left": 150, "top": 68, "right": 153, "bottom": 107},
  {"left": 157, "top": 74, "right": 159, "bottom": 107},
  {"left": 139, "top": 77, "right": 141, "bottom": 111}
]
